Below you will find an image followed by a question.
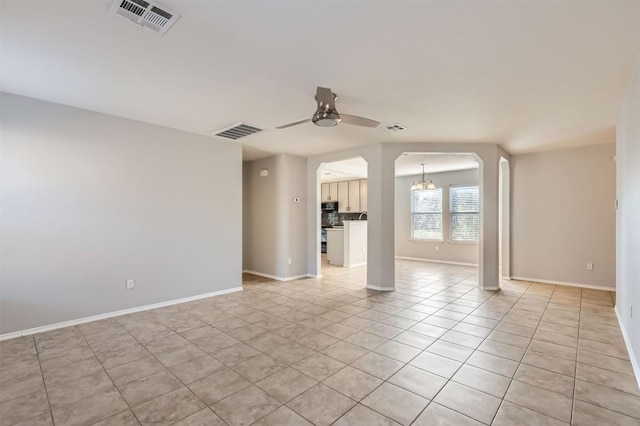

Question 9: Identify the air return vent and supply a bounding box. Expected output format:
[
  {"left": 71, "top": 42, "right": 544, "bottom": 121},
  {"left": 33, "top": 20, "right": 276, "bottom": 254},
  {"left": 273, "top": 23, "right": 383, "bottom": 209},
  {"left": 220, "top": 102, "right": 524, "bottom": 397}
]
[
  {"left": 212, "top": 123, "right": 263, "bottom": 140},
  {"left": 110, "top": 0, "right": 180, "bottom": 35},
  {"left": 385, "top": 124, "right": 407, "bottom": 132}
]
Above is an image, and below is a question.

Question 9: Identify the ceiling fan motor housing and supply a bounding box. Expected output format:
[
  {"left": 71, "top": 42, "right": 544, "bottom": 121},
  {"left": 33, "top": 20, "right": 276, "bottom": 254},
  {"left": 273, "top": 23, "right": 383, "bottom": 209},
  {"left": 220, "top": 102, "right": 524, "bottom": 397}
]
[{"left": 313, "top": 109, "right": 340, "bottom": 127}]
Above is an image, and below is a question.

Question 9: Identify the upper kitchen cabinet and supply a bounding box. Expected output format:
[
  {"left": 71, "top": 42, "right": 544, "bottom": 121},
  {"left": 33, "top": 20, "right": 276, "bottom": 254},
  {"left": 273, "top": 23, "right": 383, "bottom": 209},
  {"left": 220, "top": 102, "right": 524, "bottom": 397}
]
[
  {"left": 321, "top": 182, "right": 339, "bottom": 202},
  {"left": 360, "top": 179, "right": 367, "bottom": 212},
  {"left": 337, "top": 179, "right": 364, "bottom": 213}
]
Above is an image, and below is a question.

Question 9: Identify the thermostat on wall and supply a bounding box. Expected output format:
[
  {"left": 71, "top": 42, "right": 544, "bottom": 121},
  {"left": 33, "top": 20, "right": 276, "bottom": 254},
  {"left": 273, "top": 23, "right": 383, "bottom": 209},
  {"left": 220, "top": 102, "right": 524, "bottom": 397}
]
[{"left": 260, "top": 169, "right": 269, "bottom": 177}]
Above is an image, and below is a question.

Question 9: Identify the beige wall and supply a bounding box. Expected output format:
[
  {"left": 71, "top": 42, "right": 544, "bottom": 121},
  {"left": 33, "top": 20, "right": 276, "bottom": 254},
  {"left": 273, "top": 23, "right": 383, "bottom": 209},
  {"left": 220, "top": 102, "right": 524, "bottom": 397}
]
[
  {"left": 616, "top": 55, "right": 640, "bottom": 375},
  {"left": 0, "top": 93, "right": 243, "bottom": 335},
  {"left": 511, "top": 144, "right": 616, "bottom": 288},
  {"left": 243, "top": 154, "right": 307, "bottom": 279},
  {"left": 395, "top": 169, "right": 479, "bottom": 265}
]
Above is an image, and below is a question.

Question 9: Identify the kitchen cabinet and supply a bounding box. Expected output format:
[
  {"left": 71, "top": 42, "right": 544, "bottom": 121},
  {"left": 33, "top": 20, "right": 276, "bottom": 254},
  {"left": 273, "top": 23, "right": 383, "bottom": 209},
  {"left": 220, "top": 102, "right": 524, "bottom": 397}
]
[
  {"left": 338, "top": 180, "right": 361, "bottom": 213},
  {"left": 321, "top": 182, "right": 338, "bottom": 202},
  {"left": 349, "top": 180, "right": 361, "bottom": 212},
  {"left": 359, "top": 180, "right": 367, "bottom": 212},
  {"left": 337, "top": 181, "right": 350, "bottom": 212}
]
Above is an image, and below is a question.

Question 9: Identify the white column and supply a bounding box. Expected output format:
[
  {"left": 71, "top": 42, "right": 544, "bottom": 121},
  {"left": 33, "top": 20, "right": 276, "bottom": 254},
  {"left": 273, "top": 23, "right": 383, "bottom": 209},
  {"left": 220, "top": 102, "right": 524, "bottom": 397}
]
[
  {"left": 479, "top": 153, "right": 500, "bottom": 290},
  {"left": 365, "top": 146, "right": 396, "bottom": 291}
]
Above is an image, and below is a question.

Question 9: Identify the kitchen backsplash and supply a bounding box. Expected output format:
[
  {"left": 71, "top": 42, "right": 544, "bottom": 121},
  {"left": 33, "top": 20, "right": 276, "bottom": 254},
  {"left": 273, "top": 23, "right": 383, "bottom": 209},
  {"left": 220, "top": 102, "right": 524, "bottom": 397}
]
[{"left": 323, "top": 212, "right": 365, "bottom": 226}]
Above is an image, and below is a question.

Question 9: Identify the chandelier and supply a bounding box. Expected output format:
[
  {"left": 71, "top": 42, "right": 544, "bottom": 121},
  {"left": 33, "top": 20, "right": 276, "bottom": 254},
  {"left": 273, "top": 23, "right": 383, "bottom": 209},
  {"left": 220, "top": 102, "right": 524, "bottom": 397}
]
[{"left": 411, "top": 163, "right": 436, "bottom": 190}]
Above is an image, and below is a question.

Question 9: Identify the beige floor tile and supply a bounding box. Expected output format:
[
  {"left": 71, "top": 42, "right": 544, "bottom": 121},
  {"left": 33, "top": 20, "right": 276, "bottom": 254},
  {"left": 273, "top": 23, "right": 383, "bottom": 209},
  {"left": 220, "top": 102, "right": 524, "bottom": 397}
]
[
  {"left": 321, "top": 341, "right": 368, "bottom": 364},
  {"left": 440, "top": 330, "right": 484, "bottom": 349},
  {"left": 172, "top": 408, "right": 225, "bottom": 425},
  {"left": 452, "top": 364, "right": 511, "bottom": 398},
  {"left": 505, "top": 380, "right": 573, "bottom": 423},
  {"left": 253, "top": 405, "right": 313, "bottom": 426},
  {"left": 493, "top": 401, "right": 568, "bottom": 426},
  {"left": 578, "top": 338, "right": 630, "bottom": 360},
  {"left": 287, "top": 384, "right": 356, "bottom": 426},
  {"left": 295, "top": 331, "right": 339, "bottom": 351},
  {"left": 0, "top": 372, "right": 44, "bottom": 404},
  {"left": 106, "top": 357, "right": 165, "bottom": 387},
  {"left": 169, "top": 355, "right": 224, "bottom": 384},
  {"left": 361, "top": 382, "right": 428, "bottom": 425},
  {"left": 52, "top": 388, "right": 129, "bottom": 426},
  {"left": 577, "top": 349, "right": 635, "bottom": 377},
  {"left": 132, "top": 387, "right": 205, "bottom": 426},
  {"left": 572, "top": 400, "right": 639, "bottom": 426},
  {"left": 373, "top": 340, "right": 421, "bottom": 362},
  {"left": 47, "top": 371, "right": 115, "bottom": 408},
  {"left": 434, "top": 381, "right": 501, "bottom": 424},
  {"left": 413, "top": 402, "right": 483, "bottom": 426},
  {"left": 232, "top": 353, "right": 286, "bottom": 382},
  {"left": 514, "top": 364, "right": 575, "bottom": 397},
  {"left": 387, "top": 365, "right": 446, "bottom": 400},
  {"left": 477, "top": 339, "right": 526, "bottom": 361},
  {"left": 409, "top": 322, "right": 448, "bottom": 338},
  {"left": 465, "top": 350, "right": 519, "bottom": 378},
  {"left": 409, "top": 351, "right": 462, "bottom": 379},
  {"left": 0, "top": 389, "right": 49, "bottom": 426},
  {"left": 344, "top": 331, "right": 388, "bottom": 350},
  {"left": 323, "top": 366, "right": 383, "bottom": 401},
  {"left": 391, "top": 331, "right": 435, "bottom": 349},
  {"left": 521, "top": 351, "right": 576, "bottom": 377},
  {"left": 42, "top": 357, "right": 104, "bottom": 386},
  {"left": 118, "top": 370, "right": 183, "bottom": 406},
  {"left": 225, "top": 324, "right": 267, "bottom": 342},
  {"left": 487, "top": 330, "right": 531, "bottom": 349},
  {"left": 92, "top": 410, "right": 140, "bottom": 426},
  {"left": 574, "top": 379, "right": 640, "bottom": 419},
  {"left": 188, "top": 368, "right": 251, "bottom": 405},
  {"left": 292, "top": 353, "right": 345, "bottom": 381},
  {"left": 97, "top": 344, "right": 151, "bottom": 369},
  {"left": 212, "top": 385, "right": 280, "bottom": 426},
  {"left": 426, "top": 340, "right": 474, "bottom": 362},
  {"left": 351, "top": 352, "right": 403, "bottom": 380},
  {"left": 333, "top": 404, "right": 401, "bottom": 426},
  {"left": 268, "top": 341, "right": 315, "bottom": 365},
  {"left": 255, "top": 367, "right": 317, "bottom": 403},
  {"left": 576, "top": 360, "right": 640, "bottom": 397}
]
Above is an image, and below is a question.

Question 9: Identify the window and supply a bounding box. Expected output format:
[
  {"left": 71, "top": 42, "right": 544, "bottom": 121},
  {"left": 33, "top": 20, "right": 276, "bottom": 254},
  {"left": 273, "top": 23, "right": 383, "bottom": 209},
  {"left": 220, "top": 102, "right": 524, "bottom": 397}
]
[
  {"left": 411, "top": 188, "right": 442, "bottom": 240},
  {"left": 450, "top": 186, "right": 480, "bottom": 242}
]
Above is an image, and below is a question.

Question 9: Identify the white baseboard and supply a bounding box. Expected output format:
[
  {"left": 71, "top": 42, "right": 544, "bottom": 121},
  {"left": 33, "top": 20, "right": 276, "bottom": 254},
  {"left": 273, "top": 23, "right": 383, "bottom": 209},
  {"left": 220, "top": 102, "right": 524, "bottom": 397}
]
[
  {"left": 509, "top": 276, "right": 615, "bottom": 292},
  {"left": 347, "top": 262, "right": 367, "bottom": 268},
  {"left": 395, "top": 256, "right": 478, "bottom": 267},
  {"left": 242, "top": 270, "right": 312, "bottom": 282},
  {"left": 0, "top": 286, "right": 243, "bottom": 341},
  {"left": 615, "top": 306, "right": 640, "bottom": 389}
]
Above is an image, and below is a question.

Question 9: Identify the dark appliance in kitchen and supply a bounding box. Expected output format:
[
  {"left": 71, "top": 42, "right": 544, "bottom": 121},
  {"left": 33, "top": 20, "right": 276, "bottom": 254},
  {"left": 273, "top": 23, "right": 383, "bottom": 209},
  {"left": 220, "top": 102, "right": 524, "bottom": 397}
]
[
  {"left": 322, "top": 201, "right": 338, "bottom": 212},
  {"left": 321, "top": 202, "right": 338, "bottom": 253}
]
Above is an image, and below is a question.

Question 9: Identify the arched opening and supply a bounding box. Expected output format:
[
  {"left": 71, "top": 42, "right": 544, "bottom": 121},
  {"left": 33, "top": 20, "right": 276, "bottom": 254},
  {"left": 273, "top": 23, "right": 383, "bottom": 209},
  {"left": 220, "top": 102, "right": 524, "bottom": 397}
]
[
  {"left": 395, "top": 152, "right": 481, "bottom": 287},
  {"left": 317, "top": 157, "right": 368, "bottom": 284}
]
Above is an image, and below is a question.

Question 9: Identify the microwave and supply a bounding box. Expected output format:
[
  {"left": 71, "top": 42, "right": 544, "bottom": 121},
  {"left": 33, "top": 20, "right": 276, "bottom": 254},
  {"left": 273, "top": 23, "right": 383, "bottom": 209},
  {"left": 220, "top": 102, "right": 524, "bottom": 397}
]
[{"left": 322, "top": 201, "right": 338, "bottom": 212}]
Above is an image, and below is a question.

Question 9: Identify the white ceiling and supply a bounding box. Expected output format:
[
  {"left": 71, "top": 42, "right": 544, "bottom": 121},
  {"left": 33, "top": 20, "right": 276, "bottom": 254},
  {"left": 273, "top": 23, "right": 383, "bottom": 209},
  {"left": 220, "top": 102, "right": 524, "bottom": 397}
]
[
  {"left": 2, "top": 1, "right": 639, "bottom": 160},
  {"left": 321, "top": 154, "right": 478, "bottom": 182}
]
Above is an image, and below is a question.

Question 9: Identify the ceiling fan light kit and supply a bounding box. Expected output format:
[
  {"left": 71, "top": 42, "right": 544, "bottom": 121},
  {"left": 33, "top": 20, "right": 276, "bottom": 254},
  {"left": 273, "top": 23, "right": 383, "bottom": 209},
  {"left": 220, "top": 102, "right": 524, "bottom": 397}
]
[{"left": 277, "top": 86, "right": 380, "bottom": 130}]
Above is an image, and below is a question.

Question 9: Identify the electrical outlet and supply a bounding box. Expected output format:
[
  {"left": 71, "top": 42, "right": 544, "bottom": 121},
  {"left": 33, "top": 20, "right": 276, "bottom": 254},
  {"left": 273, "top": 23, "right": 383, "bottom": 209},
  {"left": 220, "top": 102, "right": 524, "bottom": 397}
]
[
  {"left": 126, "top": 279, "right": 135, "bottom": 289},
  {"left": 435, "top": 246, "right": 439, "bottom": 252},
  {"left": 361, "top": 247, "right": 365, "bottom": 253},
  {"left": 288, "top": 258, "right": 292, "bottom": 265},
  {"left": 587, "top": 263, "right": 594, "bottom": 271}
]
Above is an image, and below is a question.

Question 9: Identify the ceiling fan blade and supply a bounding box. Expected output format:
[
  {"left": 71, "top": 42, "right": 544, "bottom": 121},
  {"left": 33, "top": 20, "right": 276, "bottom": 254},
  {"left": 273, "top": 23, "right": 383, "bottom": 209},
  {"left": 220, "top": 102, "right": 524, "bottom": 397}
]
[
  {"left": 316, "top": 86, "right": 336, "bottom": 109},
  {"left": 276, "top": 118, "right": 312, "bottom": 129},
  {"left": 339, "top": 114, "right": 380, "bottom": 128}
]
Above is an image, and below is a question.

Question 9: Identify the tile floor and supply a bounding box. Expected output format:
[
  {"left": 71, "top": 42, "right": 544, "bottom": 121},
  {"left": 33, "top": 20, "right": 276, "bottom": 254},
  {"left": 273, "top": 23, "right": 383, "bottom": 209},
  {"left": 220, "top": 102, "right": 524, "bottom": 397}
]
[{"left": 1, "top": 259, "right": 639, "bottom": 425}]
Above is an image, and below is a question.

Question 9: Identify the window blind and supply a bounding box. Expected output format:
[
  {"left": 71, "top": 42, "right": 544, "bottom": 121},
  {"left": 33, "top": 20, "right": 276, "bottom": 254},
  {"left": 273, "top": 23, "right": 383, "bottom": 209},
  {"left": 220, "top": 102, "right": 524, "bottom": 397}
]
[
  {"left": 411, "top": 188, "right": 442, "bottom": 240},
  {"left": 450, "top": 186, "right": 479, "bottom": 241}
]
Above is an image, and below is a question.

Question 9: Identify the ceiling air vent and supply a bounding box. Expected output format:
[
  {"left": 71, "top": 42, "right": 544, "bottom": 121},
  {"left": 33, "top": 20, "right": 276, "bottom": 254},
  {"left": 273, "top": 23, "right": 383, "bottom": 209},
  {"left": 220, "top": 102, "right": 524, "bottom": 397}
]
[
  {"left": 385, "top": 124, "right": 407, "bottom": 132},
  {"left": 212, "top": 123, "right": 263, "bottom": 141},
  {"left": 110, "top": 0, "right": 180, "bottom": 35}
]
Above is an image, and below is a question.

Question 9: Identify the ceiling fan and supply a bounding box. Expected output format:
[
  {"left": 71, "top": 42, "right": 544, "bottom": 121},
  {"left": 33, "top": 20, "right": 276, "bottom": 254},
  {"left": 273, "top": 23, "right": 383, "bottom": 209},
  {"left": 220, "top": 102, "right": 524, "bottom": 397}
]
[{"left": 277, "top": 87, "right": 380, "bottom": 129}]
